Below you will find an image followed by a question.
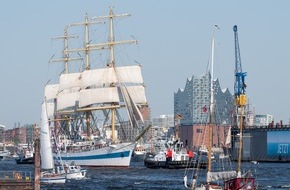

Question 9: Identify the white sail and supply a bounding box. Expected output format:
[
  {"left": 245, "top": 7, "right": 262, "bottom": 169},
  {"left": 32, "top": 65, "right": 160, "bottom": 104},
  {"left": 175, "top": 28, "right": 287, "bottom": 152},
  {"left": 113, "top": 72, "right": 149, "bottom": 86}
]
[
  {"left": 40, "top": 102, "right": 54, "bottom": 170},
  {"left": 78, "top": 85, "right": 146, "bottom": 108},
  {"left": 81, "top": 65, "right": 143, "bottom": 89},
  {"left": 81, "top": 68, "right": 117, "bottom": 88},
  {"left": 115, "top": 65, "right": 144, "bottom": 84},
  {"left": 120, "top": 86, "right": 144, "bottom": 129},
  {"left": 44, "top": 8, "right": 146, "bottom": 168},
  {"left": 46, "top": 102, "right": 55, "bottom": 119},
  {"left": 126, "top": 85, "right": 147, "bottom": 104},
  {"left": 59, "top": 73, "right": 81, "bottom": 91},
  {"left": 207, "top": 171, "right": 237, "bottom": 182},
  {"left": 79, "top": 87, "right": 120, "bottom": 107},
  {"left": 129, "top": 93, "right": 144, "bottom": 122},
  {"left": 57, "top": 91, "right": 79, "bottom": 111},
  {"left": 126, "top": 87, "right": 144, "bottom": 123},
  {"left": 45, "top": 84, "right": 59, "bottom": 101}
]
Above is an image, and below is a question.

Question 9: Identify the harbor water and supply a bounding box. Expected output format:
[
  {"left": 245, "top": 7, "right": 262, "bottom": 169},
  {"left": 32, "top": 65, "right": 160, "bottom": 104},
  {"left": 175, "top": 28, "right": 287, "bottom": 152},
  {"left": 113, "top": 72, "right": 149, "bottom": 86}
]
[{"left": 0, "top": 160, "right": 289, "bottom": 190}]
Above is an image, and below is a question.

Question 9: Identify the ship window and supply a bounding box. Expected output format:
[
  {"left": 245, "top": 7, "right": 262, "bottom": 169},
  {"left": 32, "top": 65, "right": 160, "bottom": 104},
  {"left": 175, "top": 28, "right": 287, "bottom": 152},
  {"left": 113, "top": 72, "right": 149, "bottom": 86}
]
[{"left": 196, "top": 129, "right": 202, "bottom": 133}]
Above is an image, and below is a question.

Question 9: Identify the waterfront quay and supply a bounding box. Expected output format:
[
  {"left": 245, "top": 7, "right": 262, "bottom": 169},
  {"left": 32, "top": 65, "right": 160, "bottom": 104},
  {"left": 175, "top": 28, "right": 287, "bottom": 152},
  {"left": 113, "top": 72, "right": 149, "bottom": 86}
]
[
  {"left": 0, "top": 171, "right": 33, "bottom": 190},
  {"left": 231, "top": 124, "right": 290, "bottom": 162}
]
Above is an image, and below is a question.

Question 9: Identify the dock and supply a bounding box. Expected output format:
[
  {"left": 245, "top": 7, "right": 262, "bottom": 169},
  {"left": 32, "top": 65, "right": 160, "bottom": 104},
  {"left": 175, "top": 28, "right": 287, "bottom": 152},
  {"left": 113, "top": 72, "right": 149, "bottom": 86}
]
[
  {"left": 0, "top": 138, "right": 40, "bottom": 190},
  {"left": 0, "top": 171, "right": 33, "bottom": 190}
]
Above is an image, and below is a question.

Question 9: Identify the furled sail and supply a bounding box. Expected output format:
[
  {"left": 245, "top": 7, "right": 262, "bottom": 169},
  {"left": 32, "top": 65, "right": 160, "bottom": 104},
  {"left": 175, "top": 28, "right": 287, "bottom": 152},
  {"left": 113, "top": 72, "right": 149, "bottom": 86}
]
[
  {"left": 40, "top": 102, "right": 54, "bottom": 170},
  {"left": 206, "top": 171, "right": 237, "bottom": 182}
]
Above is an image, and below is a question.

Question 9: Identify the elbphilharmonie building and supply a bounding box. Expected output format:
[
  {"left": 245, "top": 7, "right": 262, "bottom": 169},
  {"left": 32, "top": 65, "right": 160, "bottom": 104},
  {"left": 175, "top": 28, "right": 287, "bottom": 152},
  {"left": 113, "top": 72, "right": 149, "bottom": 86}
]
[{"left": 174, "top": 72, "right": 235, "bottom": 149}]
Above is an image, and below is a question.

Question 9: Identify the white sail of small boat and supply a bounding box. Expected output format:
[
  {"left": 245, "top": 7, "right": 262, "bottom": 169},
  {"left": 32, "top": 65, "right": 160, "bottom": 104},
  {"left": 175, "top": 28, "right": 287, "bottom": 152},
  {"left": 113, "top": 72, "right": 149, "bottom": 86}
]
[
  {"left": 40, "top": 102, "right": 55, "bottom": 170},
  {"left": 225, "top": 126, "right": 231, "bottom": 147},
  {"left": 219, "top": 126, "right": 231, "bottom": 160},
  {"left": 44, "top": 7, "right": 149, "bottom": 167},
  {"left": 40, "top": 102, "right": 66, "bottom": 184},
  {"left": 44, "top": 107, "right": 87, "bottom": 180}
]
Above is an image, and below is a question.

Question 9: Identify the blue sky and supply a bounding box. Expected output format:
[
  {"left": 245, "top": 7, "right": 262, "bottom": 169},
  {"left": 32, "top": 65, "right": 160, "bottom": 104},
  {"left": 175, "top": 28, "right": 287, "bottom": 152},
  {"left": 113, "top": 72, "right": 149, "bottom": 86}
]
[{"left": 0, "top": 1, "right": 289, "bottom": 128}]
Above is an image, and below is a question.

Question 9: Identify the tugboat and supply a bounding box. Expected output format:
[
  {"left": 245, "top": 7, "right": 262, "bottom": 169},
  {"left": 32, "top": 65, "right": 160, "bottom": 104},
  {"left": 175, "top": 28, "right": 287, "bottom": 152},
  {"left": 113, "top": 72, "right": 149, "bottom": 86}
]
[
  {"left": 15, "top": 148, "right": 34, "bottom": 164},
  {"left": 15, "top": 149, "right": 34, "bottom": 164},
  {"left": 144, "top": 137, "right": 207, "bottom": 169}
]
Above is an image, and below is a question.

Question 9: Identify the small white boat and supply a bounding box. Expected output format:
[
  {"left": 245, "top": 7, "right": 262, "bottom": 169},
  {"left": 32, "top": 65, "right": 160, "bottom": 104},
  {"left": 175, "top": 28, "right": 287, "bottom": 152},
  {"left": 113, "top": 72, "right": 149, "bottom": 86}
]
[
  {"left": 40, "top": 102, "right": 66, "bottom": 184},
  {"left": 0, "top": 146, "right": 12, "bottom": 161},
  {"left": 251, "top": 160, "right": 258, "bottom": 164},
  {"left": 65, "top": 165, "right": 86, "bottom": 180},
  {"left": 40, "top": 172, "right": 66, "bottom": 184},
  {"left": 57, "top": 162, "right": 87, "bottom": 180}
]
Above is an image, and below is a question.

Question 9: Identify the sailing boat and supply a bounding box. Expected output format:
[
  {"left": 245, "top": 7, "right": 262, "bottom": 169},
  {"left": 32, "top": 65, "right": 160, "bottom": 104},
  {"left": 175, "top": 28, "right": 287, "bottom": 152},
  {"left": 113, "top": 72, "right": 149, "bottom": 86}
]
[
  {"left": 45, "top": 7, "right": 148, "bottom": 167},
  {"left": 40, "top": 102, "right": 66, "bottom": 184},
  {"left": 183, "top": 26, "right": 237, "bottom": 190}
]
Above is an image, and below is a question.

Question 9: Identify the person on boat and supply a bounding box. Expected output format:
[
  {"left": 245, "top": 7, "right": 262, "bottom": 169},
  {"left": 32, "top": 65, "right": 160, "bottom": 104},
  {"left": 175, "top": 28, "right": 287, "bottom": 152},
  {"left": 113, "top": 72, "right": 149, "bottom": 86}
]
[
  {"left": 166, "top": 149, "right": 173, "bottom": 161},
  {"left": 14, "top": 171, "right": 22, "bottom": 180},
  {"left": 188, "top": 150, "right": 194, "bottom": 159}
]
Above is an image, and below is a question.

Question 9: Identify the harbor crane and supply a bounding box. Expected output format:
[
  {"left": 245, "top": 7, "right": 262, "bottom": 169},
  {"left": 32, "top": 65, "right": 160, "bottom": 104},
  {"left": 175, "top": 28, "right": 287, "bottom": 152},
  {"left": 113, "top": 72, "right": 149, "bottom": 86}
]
[
  {"left": 233, "top": 25, "right": 247, "bottom": 107},
  {"left": 233, "top": 25, "right": 247, "bottom": 176}
]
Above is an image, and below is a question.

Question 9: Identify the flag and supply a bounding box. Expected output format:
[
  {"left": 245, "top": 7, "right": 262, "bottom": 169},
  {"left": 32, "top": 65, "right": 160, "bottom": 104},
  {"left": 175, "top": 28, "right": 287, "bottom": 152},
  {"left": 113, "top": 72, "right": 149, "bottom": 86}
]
[
  {"left": 176, "top": 114, "right": 183, "bottom": 119},
  {"left": 202, "top": 106, "right": 207, "bottom": 113}
]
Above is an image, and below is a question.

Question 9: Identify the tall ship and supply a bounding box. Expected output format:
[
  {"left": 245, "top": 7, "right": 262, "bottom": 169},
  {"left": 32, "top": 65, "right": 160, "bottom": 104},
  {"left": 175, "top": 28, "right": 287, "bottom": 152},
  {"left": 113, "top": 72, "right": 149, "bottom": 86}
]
[{"left": 44, "top": 7, "right": 149, "bottom": 167}]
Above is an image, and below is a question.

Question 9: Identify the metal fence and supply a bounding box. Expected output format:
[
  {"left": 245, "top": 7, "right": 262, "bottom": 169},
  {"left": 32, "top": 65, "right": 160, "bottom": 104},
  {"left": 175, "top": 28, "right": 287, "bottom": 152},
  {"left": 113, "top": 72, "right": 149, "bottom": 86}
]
[{"left": 0, "top": 170, "right": 33, "bottom": 181}]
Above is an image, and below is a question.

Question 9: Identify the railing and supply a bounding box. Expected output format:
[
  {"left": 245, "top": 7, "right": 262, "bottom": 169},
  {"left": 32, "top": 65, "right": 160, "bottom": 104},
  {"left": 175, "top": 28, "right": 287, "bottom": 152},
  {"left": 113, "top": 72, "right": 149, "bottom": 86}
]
[
  {"left": 232, "top": 124, "right": 290, "bottom": 132},
  {"left": 0, "top": 171, "right": 33, "bottom": 181}
]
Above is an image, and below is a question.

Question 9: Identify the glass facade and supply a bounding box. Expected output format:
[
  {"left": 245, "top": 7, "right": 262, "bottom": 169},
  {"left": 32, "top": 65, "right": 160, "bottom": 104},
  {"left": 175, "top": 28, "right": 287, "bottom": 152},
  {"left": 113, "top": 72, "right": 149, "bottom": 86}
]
[{"left": 174, "top": 72, "right": 234, "bottom": 125}]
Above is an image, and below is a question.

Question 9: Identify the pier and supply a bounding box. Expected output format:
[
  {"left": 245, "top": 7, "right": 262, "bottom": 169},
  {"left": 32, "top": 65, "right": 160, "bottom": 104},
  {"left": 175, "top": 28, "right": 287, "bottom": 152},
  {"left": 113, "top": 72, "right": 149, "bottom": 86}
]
[
  {"left": 0, "top": 138, "right": 40, "bottom": 190},
  {"left": 0, "top": 171, "right": 33, "bottom": 190}
]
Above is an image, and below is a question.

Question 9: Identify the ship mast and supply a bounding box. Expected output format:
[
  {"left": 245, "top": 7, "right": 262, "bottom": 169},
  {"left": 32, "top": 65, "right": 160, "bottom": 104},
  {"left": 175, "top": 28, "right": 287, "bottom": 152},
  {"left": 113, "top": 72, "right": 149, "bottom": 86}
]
[
  {"left": 59, "top": 7, "right": 137, "bottom": 143},
  {"left": 65, "top": 14, "right": 104, "bottom": 140},
  {"left": 68, "top": 13, "right": 104, "bottom": 69},
  {"left": 92, "top": 6, "right": 137, "bottom": 143},
  {"left": 207, "top": 25, "right": 219, "bottom": 183},
  {"left": 50, "top": 26, "right": 81, "bottom": 74},
  {"left": 50, "top": 15, "right": 104, "bottom": 140},
  {"left": 50, "top": 26, "right": 82, "bottom": 136}
]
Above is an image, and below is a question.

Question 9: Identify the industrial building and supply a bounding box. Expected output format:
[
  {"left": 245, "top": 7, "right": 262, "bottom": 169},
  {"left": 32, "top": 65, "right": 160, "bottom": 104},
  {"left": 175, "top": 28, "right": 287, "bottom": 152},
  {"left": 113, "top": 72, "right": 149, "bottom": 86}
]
[{"left": 231, "top": 126, "right": 290, "bottom": 162}]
